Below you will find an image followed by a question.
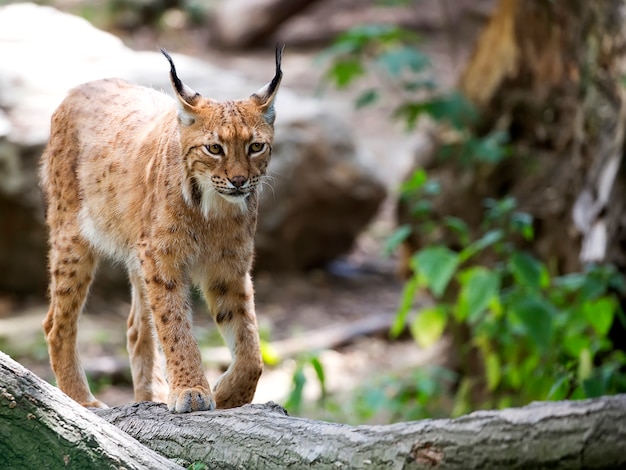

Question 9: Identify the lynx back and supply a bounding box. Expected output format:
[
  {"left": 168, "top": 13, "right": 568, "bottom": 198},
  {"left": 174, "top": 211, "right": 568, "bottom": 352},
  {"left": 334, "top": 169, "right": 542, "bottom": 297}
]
[{"left": 40, "top": 47, "right": 283, "bottom": 412}]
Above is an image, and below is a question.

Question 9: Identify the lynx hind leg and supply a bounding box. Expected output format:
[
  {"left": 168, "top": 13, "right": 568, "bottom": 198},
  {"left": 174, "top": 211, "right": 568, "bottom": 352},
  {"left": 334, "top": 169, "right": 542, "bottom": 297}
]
[
  {"left": 43, "top": 233, "right": 106, "bottom": 408},
  {"left": 127, "top": 270, "right": 168, "bottom": 403},
  {"left": 204, "top": 274, "right": 263, "bottom": 409}
]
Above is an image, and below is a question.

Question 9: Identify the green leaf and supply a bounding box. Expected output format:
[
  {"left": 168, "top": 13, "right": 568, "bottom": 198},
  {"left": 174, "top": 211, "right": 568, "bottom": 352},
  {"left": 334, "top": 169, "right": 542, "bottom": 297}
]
[
  {"left": 355, "top": 89, "right": 379, "bottom": 108},
  {"left": 310, "top": 356, "right": 327, "bottom": 398},
  {"left": 410, "top": 307, "right": 448, "bottom": 348},
  {"left": 511, "top": 211, "right": 534, "bottom": 241},
  {"left": 578, "top": 348, "right": 593, "bottom": 381},
  {"left": 391, "top": 275, "right": 419, "bottom": 337},
  {"left": 396, "top": 92, "right": 478, "bottom": 130},
  {"left": 456, "top": 267, "right": 501, "bottom": 322},
  {"left": 459, "top": 229, "right": 504, "bottom": 262},
  {"left": 466, "top": 130, "right": 510, "bottom": 165},
  {"left": 376, "top": 46, "right": 429, "bottom": 76},
  {"left": 383, "top": 224, "right": 412, "bottom": 256},
  {"left": 285, "top": 365, "right": 307, "bottom": 413},
  {"left": 443, "top": 216, "right": 470, "bottom": 245},
  {"left": 562, "top": 333, "right": 590, "bottom": 358},
  {"left": 260, "top": 340, "right": 280, "bottom": 366},
  {"left": 413, "top": 246, "right": 460, "bottom": 298},
  {"left": 410, "top": 200, "right": 433, "bottom": 217},
  {"left": 582, "top": 376, "right": 606, "bottom": 398},
  {"left": 553, "top": 272, "right": 587, "bottom": 292},
  {"left": 485, "top": 352, "right": 501, "bottom": 391},
  {"left": 547, "top": 376, "right": 569, "bottom": 400},
  {"left": 583, "top": 297, "right": 616, "bottom": 336},
  {"left": 400, "top": 168, "right": 428, "bottom": 194},
  {"left": 509, "top": 251, "right": 549, "bottom": 291},
  {"left": 422, "top": 179, "right": 441, "bottom": 196},
  {"left": 326, "top": 58, "right": 365, "bottom": 88},
  {"left": 337, "top": 24, "right": 413, "bottom": 48},
  {"left": 510, "top": 296, "right": 555, "bottom": 351}
]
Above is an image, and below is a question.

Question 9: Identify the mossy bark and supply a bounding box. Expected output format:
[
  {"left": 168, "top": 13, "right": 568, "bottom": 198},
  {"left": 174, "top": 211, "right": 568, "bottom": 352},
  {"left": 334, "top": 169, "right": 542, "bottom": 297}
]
[{"left": 0, "top": 352, "right": 181, "bottom": 470}]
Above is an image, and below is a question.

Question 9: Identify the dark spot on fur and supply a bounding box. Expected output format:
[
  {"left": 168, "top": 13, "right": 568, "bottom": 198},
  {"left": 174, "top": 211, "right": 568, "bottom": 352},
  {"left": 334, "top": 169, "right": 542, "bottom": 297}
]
[
  {"left": 212, "top": 282, "right": 228, "bottom": 296},
  {"left": 191, "top": 177, "right": 202, "bottom": 206},
  {"left": 216, "top": 310, "right": 233, "bottom": 324},
  {"left": 55, "top": 286, "right": 72, "bottom": 296},
  {"left": 161, "top": 315, "right": 169, "bottom": 324}
]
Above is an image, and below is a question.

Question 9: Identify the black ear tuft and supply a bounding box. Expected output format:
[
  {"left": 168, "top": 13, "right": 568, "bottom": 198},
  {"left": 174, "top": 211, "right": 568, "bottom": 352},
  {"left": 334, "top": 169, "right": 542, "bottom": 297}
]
[
  {"left": 250, "top": 44, "right": 284, "bottom": 124},
  {"left": 160, "top": 48, "right": 184, "bottom": 97},
  {"left": 160, "top": 47, "right": 200, "bottom": 107},
  {"left": 267, "top": 44, "right": 284, "bottom": 99}
]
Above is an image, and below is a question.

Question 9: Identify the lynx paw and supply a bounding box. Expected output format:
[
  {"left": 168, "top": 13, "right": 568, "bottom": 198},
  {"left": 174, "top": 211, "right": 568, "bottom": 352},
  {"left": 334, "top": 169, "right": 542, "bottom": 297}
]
[
  {"left": 81, "top": 399, "right": 109, "bottom": 409},
  {"left": 214, "top": 372, "right": 258, "bottom": 409},
  {"left": 168, "top": 386, "right": 215, "bottom": 413}
]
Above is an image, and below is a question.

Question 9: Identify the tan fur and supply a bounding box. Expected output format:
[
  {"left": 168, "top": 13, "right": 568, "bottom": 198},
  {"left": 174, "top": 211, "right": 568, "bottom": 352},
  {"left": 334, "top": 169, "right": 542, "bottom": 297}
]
[{"left": 40, "top": 49, "right": 282, "bottom": 412}]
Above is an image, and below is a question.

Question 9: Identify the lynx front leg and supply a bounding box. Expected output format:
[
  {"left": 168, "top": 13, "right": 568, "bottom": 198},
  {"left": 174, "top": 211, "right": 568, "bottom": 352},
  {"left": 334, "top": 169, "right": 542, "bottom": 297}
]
[
  {"left": 140, "top": 252, "right": 214, "bottom": 412},
  {"left": 203, "top": 273, "right": 263, "bottom": 409},
  {"left": 127, "top": 270, "right": 168, "bottom": 403}
]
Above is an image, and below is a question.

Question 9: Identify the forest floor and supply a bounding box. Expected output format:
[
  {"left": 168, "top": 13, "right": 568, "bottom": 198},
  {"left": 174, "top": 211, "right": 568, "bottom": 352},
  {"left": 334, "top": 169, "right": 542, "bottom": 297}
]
[{"left": 0, "top": 0, "right": 490, "bottom": 423}]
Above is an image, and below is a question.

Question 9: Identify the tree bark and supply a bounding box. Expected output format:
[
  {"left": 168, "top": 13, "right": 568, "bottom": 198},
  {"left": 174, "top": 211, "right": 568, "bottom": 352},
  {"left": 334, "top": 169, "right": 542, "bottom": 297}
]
[
  {"left": 2, "top": 352, "right": 626, "bottom": 469},
  {"left": 94, "top": 397, "right": 626, "bottom": 470},
  {"left": 0, "top": 352, "right": 182, "bottom": 470}
]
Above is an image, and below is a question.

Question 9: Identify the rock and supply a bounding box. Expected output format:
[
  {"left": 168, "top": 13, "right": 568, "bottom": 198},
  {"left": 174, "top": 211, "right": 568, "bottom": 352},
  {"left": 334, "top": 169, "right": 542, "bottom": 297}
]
[
  {"left": 256, "top": 114, "right": 386, "bottom": 270},
  {"left": 0, "top": 3, "right": 385, "bottom": 297},
  {"left": 209, "top": 0, "right": 320, "bottom": 49}
]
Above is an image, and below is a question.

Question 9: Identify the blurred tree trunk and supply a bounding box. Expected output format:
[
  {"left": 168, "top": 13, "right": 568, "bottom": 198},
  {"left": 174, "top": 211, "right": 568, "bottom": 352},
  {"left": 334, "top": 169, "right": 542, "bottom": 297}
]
[
  {"left": 401, "top": 0, "right": 626, "bottom": 272},
  {"left": 210, "top": 0, "right": 322, "bottom": 49}
]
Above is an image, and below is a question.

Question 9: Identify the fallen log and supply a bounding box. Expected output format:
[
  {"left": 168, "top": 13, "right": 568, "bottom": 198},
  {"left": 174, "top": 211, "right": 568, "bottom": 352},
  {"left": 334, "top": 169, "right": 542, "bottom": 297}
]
[
  {"left": 94, "top": 397, "right": 626, "bottom": 469},
  {"left": 1, "top": 351, "right": 625, "bottom": 469},
  {"left": 0, "top": 352, "right": 180, "bottom": 470}
]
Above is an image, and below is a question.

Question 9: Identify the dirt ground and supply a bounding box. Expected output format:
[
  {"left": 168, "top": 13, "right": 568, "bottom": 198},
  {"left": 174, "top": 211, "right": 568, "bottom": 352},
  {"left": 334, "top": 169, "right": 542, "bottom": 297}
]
[{"left": 0, "top": 0, "right": 490, "bottom": 418}]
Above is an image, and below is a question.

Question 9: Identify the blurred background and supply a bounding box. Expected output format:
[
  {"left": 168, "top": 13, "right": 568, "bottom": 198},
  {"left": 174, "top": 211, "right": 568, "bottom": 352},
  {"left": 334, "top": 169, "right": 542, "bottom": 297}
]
[{"left": 1, "top": 0, "right": 626, "bottom": 424}]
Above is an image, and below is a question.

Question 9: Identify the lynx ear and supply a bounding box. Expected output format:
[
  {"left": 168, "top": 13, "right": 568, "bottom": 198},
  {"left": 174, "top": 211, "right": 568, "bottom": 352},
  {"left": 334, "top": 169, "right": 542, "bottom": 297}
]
[
  {"left": 161, "top": 48, "right": 201, "bottom": 125},
  {"left": 251, "top": 44, "right": 284, "bottom": 125}
]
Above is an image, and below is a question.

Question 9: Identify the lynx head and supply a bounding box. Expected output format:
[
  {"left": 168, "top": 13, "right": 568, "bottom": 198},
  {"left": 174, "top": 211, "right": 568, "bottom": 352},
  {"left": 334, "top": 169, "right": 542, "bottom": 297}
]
[{"left": 161, "top": 46, "right": 283, "bottom": 215}]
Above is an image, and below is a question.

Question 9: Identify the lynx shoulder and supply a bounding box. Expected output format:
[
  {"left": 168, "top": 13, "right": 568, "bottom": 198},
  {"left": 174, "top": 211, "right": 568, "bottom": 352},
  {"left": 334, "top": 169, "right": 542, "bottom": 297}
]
[{"left": 40, "top": 46, "right": 283, "bottom": 412}]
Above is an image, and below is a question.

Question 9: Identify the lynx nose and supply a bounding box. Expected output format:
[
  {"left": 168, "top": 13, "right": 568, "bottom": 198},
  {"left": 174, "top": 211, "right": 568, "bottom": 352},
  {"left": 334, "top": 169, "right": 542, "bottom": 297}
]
[{"left": 230, "top": 176, "right": 247, "bottom": 188}]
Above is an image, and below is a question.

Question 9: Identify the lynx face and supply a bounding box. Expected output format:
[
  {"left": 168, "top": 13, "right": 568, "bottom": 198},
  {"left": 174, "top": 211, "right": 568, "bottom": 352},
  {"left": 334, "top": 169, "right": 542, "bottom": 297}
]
[
  {"left": 162, "top": 49, "right": 279, "bottom": 215},
  {"left": 179, "top": 99, "right": 274, "bottom": 214},
  {"left": 40, "top": 47, "right": 283, "bottom": 413}
]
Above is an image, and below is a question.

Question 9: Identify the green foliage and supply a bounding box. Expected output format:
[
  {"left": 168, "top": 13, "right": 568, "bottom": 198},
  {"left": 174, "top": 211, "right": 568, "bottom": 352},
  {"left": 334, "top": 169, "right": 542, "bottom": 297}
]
[
  {"left": 299, "top": 20, "right": 626, "bottom": 424},
  {"left": 284, "top": 354, "right": 327, "bottom": 416},
  {"left": 345, "top": 366, "right": 456, "bottom": 423},
  {"left": 401, "top": 189, "right": 626, "bottom": 412},
  {"left": 320, "top": 25, "right": 510, "bottom": 166}
]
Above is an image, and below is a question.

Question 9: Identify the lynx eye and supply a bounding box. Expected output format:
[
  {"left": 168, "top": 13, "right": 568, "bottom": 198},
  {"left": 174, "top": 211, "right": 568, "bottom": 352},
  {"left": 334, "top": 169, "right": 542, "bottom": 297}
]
[
  {"left": 249, "top": 142, "right": 265, "bottom": 154},
  {"left": 203, "top": 144, "right": 223, "bottom": 156}
]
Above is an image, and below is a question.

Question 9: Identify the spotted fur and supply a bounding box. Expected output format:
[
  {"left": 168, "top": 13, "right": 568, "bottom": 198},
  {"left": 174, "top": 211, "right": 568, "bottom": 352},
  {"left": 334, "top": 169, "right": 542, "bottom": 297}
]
[{"left": 40, "top": 47, "right": 283, "bottom": 412}]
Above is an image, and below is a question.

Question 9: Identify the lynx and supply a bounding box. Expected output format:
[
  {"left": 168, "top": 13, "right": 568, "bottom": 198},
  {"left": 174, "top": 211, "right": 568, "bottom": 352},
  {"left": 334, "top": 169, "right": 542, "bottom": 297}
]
[{"left": 39, "top": 47, "right": 282, "bottom": 412}]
